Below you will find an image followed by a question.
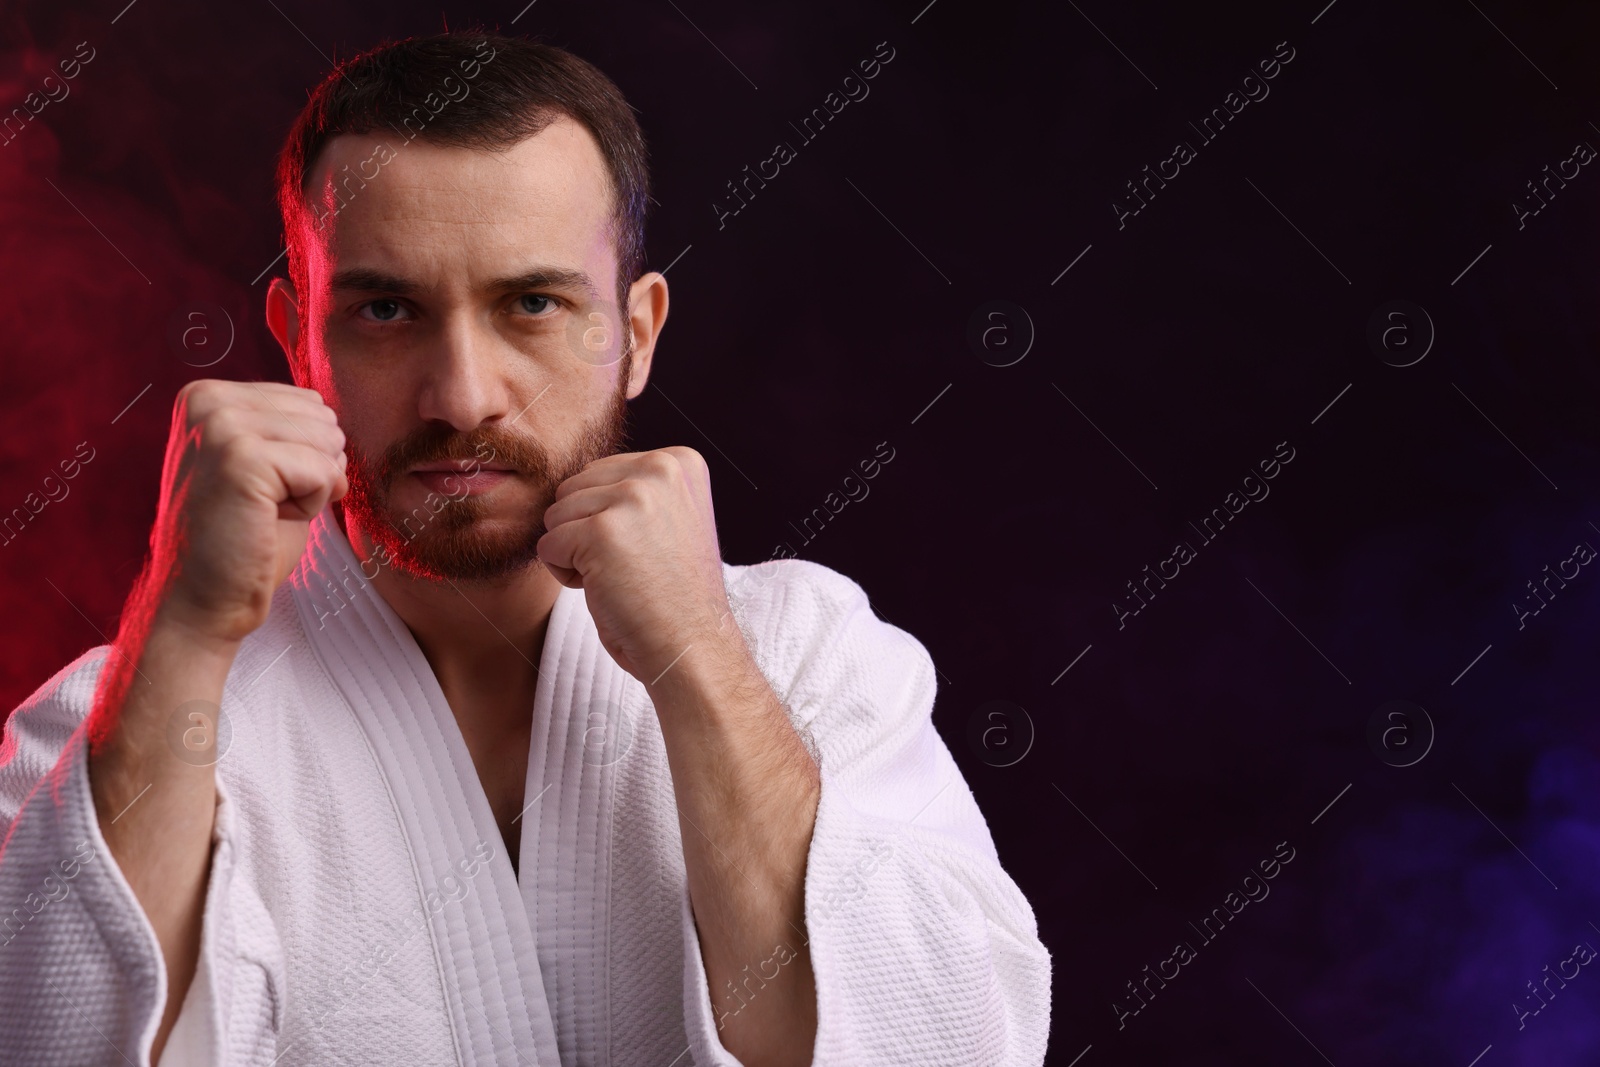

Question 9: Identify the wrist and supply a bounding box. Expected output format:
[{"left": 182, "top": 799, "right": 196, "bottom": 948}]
[
  {"left": 89, "top": 615, "right": 236, "bottom": 782},
  {"left": 149, "top": 600, "right": 250, "bottom": 662},
  {"left": 645, "top": 621, "right": 753, "bottom": 698}
]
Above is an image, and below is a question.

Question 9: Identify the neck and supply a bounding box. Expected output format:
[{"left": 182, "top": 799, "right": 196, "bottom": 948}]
[{"left": 334, "top": 503, "right": 561, "bottom": 727}]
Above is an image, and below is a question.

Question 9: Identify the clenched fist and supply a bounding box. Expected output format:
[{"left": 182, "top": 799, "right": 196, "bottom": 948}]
[
  {"left": 536, "top": 446, "right": 734, "bottom": 685},
  {"left": 150, "top": 379, "right": 348, "bottom": 645}
]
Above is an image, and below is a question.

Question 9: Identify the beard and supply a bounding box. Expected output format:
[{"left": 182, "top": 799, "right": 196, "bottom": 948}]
[{"left": 340, "top": 369, "right": 631, "bottom": 583}]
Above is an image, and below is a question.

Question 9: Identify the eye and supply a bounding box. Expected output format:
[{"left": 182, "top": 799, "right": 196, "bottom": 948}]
[
  {"left": 357, "top": 299, "right": 411, "bottom": 323},
  {"left": 514, "top": 294, "right": 556, "bottom": 316}
]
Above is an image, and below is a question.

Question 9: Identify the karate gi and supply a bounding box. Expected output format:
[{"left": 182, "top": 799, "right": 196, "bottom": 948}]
[{"left": 0, "top": 505, "right": 1051, "bottom": 1065}]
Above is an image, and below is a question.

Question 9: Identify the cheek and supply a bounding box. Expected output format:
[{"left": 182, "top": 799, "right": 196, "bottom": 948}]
[
  {"left": 319, "top": 350, "right": 408, "bottom": 441},
  {"left": 325, "top": 399, "right": 394, "bottom": 485}
]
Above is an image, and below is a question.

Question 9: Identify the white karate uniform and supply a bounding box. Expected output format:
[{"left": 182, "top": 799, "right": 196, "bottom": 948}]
[{"left": 0, "top": 505, "right": 1051, "bottom": 1065}]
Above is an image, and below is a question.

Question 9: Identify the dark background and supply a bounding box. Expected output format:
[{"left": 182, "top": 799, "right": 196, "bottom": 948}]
[{"left": 3, "top": 0, "right": 1599, "bottom": 1063}]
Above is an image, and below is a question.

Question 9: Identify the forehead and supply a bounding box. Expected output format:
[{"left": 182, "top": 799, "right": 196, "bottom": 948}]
[{"left": 302, "top": 116, "right": 615, "bottom": 287}]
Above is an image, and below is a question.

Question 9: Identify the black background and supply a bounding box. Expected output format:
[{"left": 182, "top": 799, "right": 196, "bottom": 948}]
[{"left": 2, "top": 0, "right": 1598, "bottom": 1063}]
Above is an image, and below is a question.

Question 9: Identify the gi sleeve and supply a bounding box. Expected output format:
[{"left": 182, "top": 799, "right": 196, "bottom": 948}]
[
  {"left": 677, "top": 560, "right": 1053, "bottom": 1066},
  {"left": 0, "top": 649, "right": 286, "bottom": 1067}
]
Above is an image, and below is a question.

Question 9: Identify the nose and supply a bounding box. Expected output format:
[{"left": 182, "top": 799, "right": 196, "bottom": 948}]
[{"left": 416, "top": 312, "right": 511, "bottom": 433}]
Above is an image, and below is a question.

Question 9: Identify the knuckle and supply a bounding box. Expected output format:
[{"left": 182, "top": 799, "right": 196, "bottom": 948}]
[
  {"left": 215, "top": 431, "right": 254, "bottom": 462},
  {"left": 177, "top": 378, "right": 220, "bottom": 418},
  {"left": 204, "top": 406, "right": 242, "bottom": 442},
  {"left": 667, "top": 445, "right": 704, "bottom": 472},
  {"left": 211, "top": 433, "right": 262, "bottom": 480},
  {"left": 178, "top": 377, "right": 212, "bottom": 401},
  {"left": 619, "top": 479, "right": 649, "bottom": 507}
]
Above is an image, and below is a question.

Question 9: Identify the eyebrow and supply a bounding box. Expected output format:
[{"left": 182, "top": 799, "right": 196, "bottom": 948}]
[{"left": 330, "top": 265, "right": 602, "bottom": 301}]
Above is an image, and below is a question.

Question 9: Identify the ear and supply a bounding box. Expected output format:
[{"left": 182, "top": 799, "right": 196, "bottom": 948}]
[
  {"left": 266, "top": 277, "right": 304, "bottom": 386},
  {"left": 621, "top": 270, "right": 668, "bottom": 400}
]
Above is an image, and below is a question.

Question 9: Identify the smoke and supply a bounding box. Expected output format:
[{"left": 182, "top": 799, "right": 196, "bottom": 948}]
[{"left": 0, "top": 14, "right": 280, "bottom": 713}]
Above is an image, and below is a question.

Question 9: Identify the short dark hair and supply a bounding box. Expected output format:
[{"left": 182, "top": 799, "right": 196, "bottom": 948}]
[{"left": 274, "top": 30, "right": 650, "bottom": 338}]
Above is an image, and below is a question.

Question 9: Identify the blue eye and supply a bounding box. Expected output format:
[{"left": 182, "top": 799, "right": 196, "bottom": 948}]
[
  {"left": 517, "top": 294, "right": 554, "bottom": 315},
  {"left": 359, "top": 300, "right": 407, "bottom": 322}
]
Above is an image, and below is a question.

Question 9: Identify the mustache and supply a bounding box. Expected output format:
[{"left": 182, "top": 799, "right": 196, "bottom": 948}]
[
  {"left": 368, "top": 422, "right": 557, "bottom": 487},
  {"left": 342, "top": 379, "right": 632, "bottom": 509}
]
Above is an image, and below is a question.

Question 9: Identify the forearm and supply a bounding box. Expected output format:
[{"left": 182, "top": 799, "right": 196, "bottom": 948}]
[
  {"left": 648, "top": 631, "right": 822, "bottom": 1066},
  {"left": 86, "top": 576, "right": 238, "bottom": 1063}
]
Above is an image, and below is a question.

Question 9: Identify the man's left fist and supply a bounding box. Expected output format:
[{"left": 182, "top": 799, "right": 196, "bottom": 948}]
[{"left": 536, "top": 446, "right": 735, "bottom": 684}]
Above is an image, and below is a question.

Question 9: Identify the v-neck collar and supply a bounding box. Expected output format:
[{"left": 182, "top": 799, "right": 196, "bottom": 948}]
[{"left": 286, "top": 503, "right": 572, "bottom": 1066}]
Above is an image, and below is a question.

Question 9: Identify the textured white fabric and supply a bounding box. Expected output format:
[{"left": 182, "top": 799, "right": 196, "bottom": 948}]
[{"left": 0, "top": 504, "right": 1051, "bottom": 1065}]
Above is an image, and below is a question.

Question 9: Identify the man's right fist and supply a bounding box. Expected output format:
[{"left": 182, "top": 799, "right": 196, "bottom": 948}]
[{"left": 150, "top": 379, "right": 348, "bottom": 645}]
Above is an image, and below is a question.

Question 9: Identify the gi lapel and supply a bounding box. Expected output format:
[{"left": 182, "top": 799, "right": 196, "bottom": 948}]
[
  {"left": 518, "top": 576, "right": 642, "bottom": 1063},
  {"left": 288, "top": 505, "right": 565, "bottom": 1067}
]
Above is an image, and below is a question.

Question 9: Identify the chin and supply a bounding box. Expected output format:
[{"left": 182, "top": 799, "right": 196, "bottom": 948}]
[
  {"left": 386, "top": 525, "right": 545, "bottom": 583},
  {"left": 366, "top": 491, "right": 551, "bottom": 584}
]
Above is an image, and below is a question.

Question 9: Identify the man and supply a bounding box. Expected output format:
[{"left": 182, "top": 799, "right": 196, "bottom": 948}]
[{"left": 0, "top": 30, "right": 1050, "bottom": 1066}]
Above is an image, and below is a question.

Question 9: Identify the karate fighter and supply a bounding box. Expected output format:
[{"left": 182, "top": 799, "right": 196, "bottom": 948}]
[{"left": 0, "top": 31, "right": 1051, "bottom": 1067}]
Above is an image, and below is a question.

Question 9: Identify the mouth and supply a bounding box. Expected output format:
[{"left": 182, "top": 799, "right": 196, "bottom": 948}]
[
  {"left": 406, "top": 462, "right": 518, "bottom": 497},
  {"left": 408, "top": 460, "right": 516, "bottom": 474}
]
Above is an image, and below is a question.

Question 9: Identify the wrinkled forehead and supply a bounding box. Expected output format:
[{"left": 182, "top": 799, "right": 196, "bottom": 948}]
[{"left": 298, "top": 117, "right": 616, "bottom": 293}]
